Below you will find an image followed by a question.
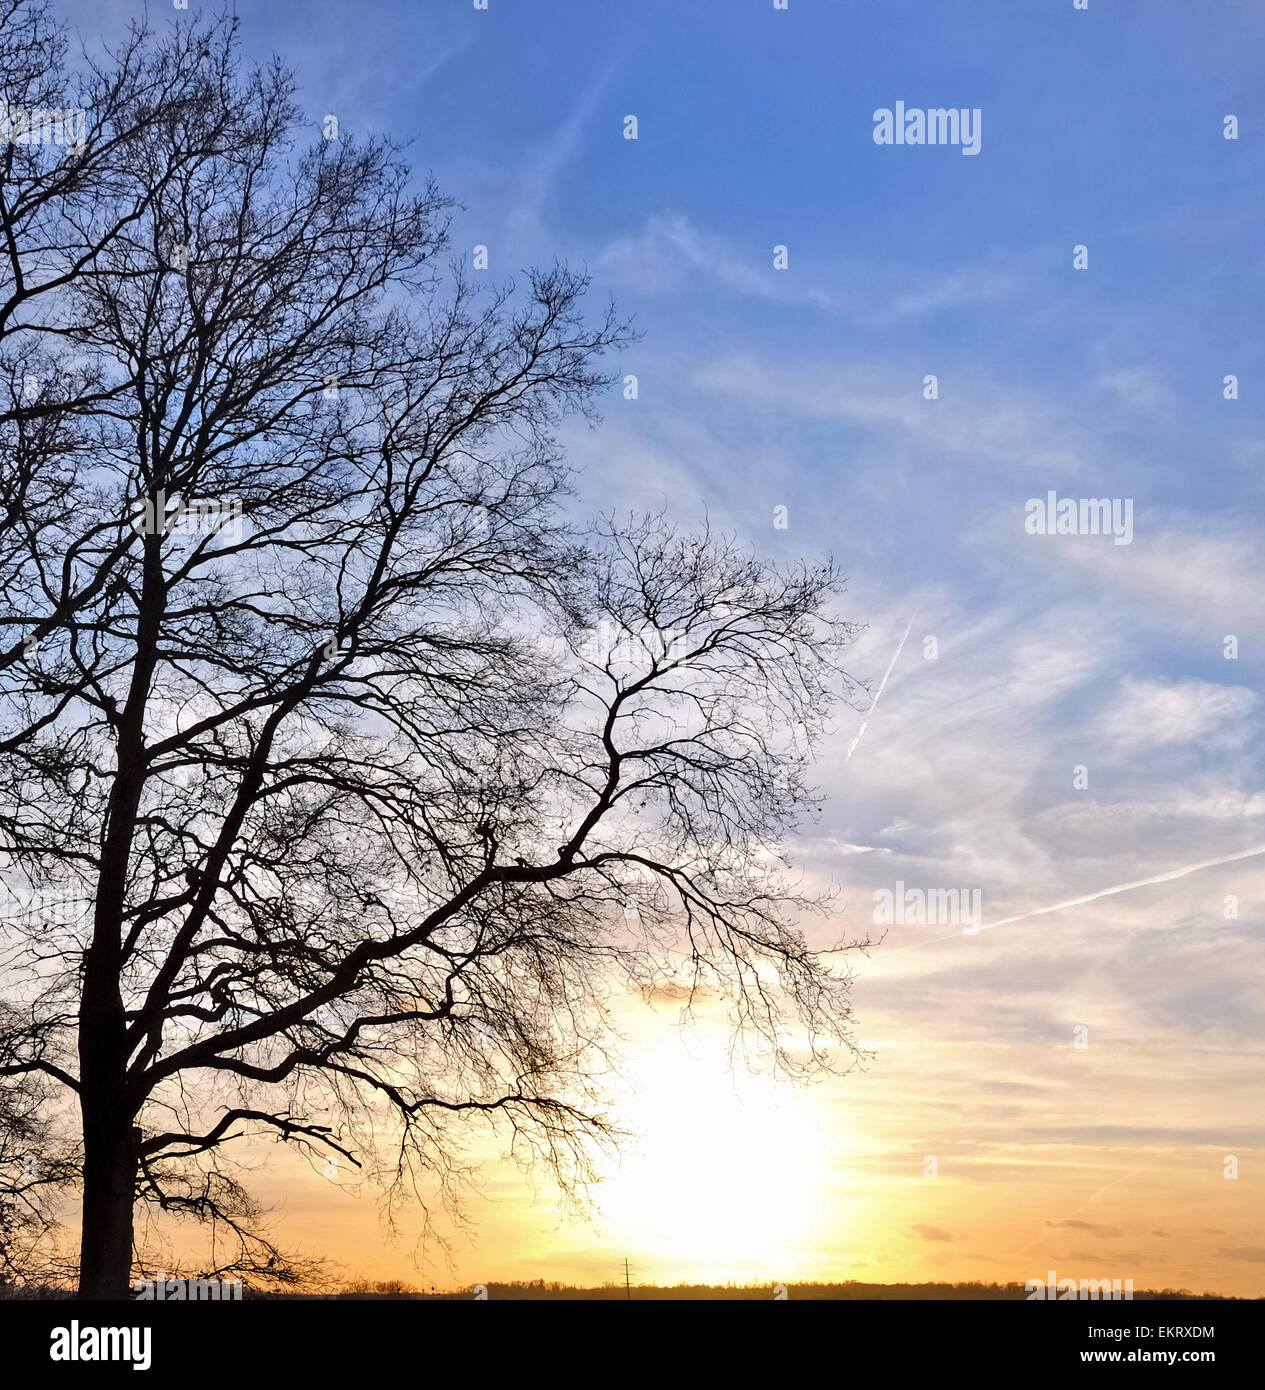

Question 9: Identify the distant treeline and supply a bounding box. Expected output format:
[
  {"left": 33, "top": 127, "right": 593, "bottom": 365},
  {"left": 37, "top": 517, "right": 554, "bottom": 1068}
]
[
  {"left": 3, "top": 1277, "right": 1253, "bottom": 1302},
  {"left": 292, "top": 1278, "right": 1249, "bottom": 1302}
]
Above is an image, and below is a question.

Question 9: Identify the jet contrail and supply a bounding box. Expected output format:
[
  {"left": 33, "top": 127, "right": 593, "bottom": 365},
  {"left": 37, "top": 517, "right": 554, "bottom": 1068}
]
[
  {"left": 845, "top": 612, "right": 917, "bottom": 761},
  {"left": 978, "top": 842, "right": 1265, "bottom": 932},
  {"left": 847, "top": 841, "right": 1265, "bottom": 959}
]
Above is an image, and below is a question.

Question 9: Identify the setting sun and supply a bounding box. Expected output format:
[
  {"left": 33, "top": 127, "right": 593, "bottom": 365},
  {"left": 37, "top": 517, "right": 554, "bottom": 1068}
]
[{"left": 594, "top": 1028, "right": 831, "bottom": 1283}]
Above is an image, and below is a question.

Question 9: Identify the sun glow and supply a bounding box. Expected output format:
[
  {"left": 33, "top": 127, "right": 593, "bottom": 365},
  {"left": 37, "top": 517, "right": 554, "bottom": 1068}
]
[{"left": 594, "top": 1025, "right": 836, "bottom": 1284}]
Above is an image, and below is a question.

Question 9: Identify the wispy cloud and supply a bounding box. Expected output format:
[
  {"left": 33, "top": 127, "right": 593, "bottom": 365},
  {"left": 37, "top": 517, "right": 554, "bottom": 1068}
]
[
  {"left": 691, "top": 354, "right": 1088, "bottom": 473},
  {"left": 1046, "top": 1220, "right": 1124, "bottom": 1238},
  {"left": 595, "top": 214, "right": 1021, "bottom": 324},
  {"left": 507, "top": 63, "right": 619, "bottom": 245},
  {"left": 1093, "top": 677, "right": 1257, "bottom": 750}
]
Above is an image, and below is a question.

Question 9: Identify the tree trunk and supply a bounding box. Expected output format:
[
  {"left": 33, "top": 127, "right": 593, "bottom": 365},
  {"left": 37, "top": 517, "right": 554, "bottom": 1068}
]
[
  {"left": 77, "top": 933, "right": 137, "bottom": 1300},
  {"left": 77, "top": 1106, "right": 137, "bottom": 1300},
  {"left": 76, "top": 529, "right": 160, "bottom": 1300}
]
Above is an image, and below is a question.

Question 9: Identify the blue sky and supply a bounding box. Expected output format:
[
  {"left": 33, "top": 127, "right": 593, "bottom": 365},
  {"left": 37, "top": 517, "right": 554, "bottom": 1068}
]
[
  {"left": 227, "top": 0, "right": 1265, "bottom": 615},
  {"left": 61, "top": 0, "right": 1265, "bottom": 1290}
]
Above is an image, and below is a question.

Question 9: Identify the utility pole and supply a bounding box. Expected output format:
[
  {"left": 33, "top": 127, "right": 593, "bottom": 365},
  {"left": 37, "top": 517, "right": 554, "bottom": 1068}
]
[{"left": 623, "top": 1257, "right": 632, "bottom": 1300}]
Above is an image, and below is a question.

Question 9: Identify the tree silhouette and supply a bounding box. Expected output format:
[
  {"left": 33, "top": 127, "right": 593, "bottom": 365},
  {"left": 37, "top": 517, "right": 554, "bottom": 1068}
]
[
  {"left": 0, "top": 3, "right": 865, "bottom": 1299},
  {"left": 0, "top": 1054, "right": 77, "bottom": 1286}
]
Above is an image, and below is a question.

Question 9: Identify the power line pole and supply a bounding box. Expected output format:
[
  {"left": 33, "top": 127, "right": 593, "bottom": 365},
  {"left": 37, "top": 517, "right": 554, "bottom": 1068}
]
[{"left": 623, "top": 1257, "right": 632, "bottom": 1300}]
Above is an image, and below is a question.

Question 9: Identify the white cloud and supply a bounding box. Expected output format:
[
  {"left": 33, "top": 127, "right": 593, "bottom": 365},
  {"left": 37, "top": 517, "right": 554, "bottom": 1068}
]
[
  {"left": 1039, "top": 523, "right": 1265, "bottom": 643},
  {"left": 595, "top": 214, "right": 814, "bottom": 302},
  {"left": 595, "top": 214, "right": 1020, "bottom": 323},
  {"left": 691, "top": 354, "right": 1087, "bottom": 473},
  {"left": 1094, "top": 677, "right": 1257, "bottom": 748}
]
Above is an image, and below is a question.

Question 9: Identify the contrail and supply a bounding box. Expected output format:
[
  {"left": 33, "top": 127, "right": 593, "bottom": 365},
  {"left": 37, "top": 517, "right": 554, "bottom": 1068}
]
[
  {"left": 978, "top": 842, "right": 1265, "bottom": 932},
  {"left": 846, "top": 612, "right": 917, "bottom": 761},
  {"left": 851, "top": 841, "right": 1265, "bottom": 959}
]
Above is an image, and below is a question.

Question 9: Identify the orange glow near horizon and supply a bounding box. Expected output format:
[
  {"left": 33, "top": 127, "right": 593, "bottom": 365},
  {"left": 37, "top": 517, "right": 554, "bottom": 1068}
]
[{"left": 123, "top": 892, "right": 1265, "bottom": 1303}]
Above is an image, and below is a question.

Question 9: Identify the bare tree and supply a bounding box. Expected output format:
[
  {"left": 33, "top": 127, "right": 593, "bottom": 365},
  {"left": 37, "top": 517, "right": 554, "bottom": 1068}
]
[
  {"left": 0, "top": 1054, "right": 77, "bottom": 1289},
  {"left": 0, "top": 4, "right": 866, "bottom": 1300}
]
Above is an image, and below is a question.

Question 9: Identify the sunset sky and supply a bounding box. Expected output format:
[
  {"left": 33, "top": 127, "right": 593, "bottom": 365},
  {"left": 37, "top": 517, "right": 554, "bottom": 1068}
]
[{"left": 65, "top": 0, "right": 1265, "bottom": 1295}]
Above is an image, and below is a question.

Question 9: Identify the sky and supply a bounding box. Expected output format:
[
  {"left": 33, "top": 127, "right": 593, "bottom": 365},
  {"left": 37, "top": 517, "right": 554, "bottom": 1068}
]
[{"left": 56, "top": 0, "right": 1265, "bottom": 1294}]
